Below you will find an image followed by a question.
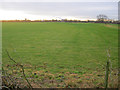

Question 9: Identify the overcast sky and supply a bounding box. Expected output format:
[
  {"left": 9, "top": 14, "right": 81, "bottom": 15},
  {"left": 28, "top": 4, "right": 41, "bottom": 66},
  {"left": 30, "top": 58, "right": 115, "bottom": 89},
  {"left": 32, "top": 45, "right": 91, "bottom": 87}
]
[{"left": 0, "top": 0, "right": 118, "bottom": 20}]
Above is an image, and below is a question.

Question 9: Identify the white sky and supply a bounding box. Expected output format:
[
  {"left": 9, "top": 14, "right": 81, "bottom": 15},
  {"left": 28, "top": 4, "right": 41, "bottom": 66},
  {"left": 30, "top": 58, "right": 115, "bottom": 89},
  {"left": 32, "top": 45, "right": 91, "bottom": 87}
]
[
  {"left": 0, "top": 0, "right": 119, "bottom": 2},
  {"left": 0, "top": 0, "right": 118, "bottom": 20}
]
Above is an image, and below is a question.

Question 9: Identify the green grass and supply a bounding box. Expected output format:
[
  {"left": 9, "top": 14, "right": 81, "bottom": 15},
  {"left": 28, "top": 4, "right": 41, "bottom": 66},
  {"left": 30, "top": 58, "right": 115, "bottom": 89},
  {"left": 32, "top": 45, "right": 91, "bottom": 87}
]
[{"left": 2, "top": 22, "right": 118, "bottom": 73}]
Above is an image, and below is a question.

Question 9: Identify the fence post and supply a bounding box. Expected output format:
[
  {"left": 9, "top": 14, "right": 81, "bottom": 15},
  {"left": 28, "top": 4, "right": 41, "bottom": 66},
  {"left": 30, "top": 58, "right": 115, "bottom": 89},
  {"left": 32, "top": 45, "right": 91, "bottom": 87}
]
[
  {"left": 105, "top": 48, "right": 110, "bottom": 89},
  {"left": 105, "top": 61, "right": 109, "bottom": 89}
]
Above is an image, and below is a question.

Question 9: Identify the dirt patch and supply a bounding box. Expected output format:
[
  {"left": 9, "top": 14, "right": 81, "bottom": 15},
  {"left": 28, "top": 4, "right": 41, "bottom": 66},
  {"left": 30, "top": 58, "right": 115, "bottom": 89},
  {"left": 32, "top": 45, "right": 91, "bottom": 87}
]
[{"left": 104, "top": 24, "right": 118, "bottom": 29}]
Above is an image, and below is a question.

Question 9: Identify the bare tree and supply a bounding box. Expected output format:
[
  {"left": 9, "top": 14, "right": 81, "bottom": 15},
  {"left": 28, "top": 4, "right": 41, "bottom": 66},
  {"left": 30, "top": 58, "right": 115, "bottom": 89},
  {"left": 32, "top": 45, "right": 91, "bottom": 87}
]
[{"left": 97, "top": 14, "right": 108, "bottom": 22}]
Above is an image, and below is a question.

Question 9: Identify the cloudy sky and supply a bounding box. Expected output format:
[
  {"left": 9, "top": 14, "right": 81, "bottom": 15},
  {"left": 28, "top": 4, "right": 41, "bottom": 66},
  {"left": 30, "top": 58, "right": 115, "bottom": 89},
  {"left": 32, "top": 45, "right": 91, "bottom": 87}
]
[{"left": 0, "top": 0, "right": 118, "bottom": 20}]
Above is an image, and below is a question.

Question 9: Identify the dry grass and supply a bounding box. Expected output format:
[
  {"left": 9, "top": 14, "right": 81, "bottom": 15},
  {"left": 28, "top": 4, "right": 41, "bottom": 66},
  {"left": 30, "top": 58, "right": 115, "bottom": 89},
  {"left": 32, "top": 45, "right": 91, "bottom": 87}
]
[{"left": 2, "top": 63, "right": 118, "bottom": 88}]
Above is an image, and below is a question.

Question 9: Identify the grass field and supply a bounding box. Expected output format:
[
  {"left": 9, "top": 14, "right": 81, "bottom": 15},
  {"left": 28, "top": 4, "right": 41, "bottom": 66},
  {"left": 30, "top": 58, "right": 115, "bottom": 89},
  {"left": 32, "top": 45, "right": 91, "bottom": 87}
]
[{"left": 2, "top": 22, "right": 118, "bottom": 88}]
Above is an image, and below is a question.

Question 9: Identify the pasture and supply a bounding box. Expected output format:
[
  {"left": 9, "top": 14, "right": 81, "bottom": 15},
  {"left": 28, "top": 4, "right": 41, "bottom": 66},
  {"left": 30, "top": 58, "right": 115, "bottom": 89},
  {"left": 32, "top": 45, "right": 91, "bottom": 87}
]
[{"left": 2, "top": 22, "right": 118, "bottom": 87}]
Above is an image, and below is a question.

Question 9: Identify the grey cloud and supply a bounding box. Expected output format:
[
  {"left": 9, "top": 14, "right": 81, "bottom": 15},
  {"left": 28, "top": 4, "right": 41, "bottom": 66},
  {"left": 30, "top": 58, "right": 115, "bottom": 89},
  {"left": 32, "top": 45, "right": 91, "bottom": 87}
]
[{"left": 0, "top": 2, "right": 118, "bottom": 19}]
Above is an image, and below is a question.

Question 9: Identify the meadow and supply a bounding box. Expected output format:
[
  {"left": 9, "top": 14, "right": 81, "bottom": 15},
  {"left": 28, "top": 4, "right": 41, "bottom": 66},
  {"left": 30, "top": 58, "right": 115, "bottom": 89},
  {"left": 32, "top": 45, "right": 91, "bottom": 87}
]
[{"left": 2, "top": 22, "right": 118, "bottom": 88}]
